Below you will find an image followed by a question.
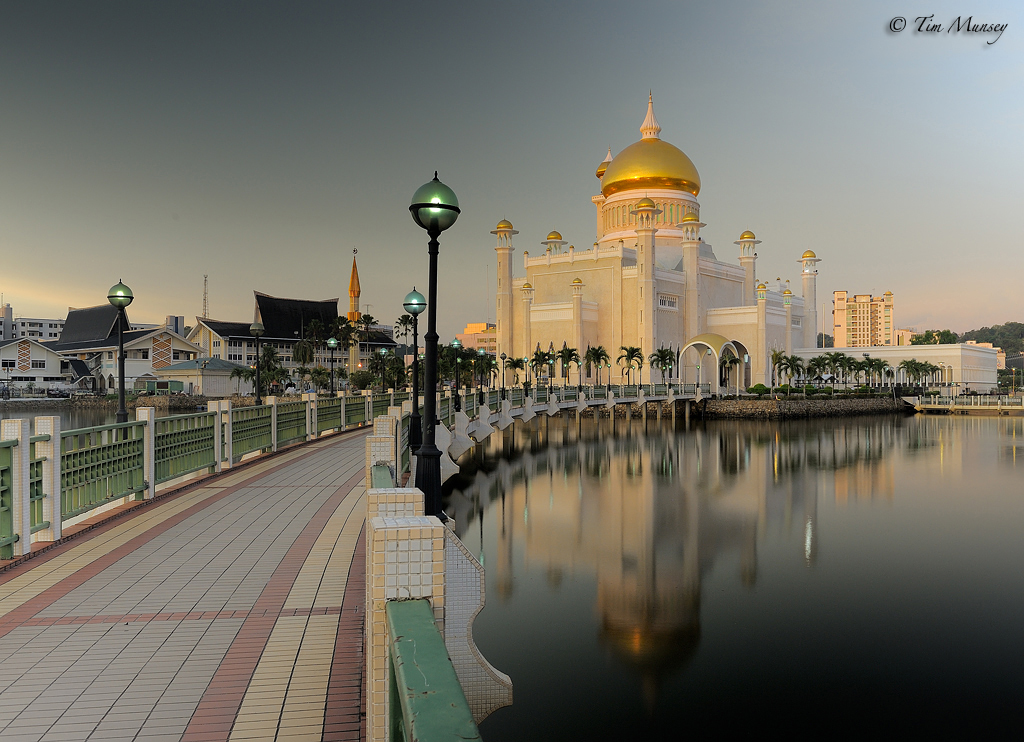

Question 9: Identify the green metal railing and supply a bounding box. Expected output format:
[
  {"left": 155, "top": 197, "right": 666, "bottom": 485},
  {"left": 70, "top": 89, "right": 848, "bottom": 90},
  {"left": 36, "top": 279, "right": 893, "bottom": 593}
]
[
  {"left": 372, "top": 394, "right": 390, "bottom": 418},
  {"left": 346, "top": 397, "right": 367, "bottom": 426},
  {"left": 0, "top": 441, "right": 17, "bottom": 559},
  {"left": 29, "top": 435, "right": 50, "bottom": 535},
  {"left": 61, "top": 422, "right": 147, "bottom": 520},
  {"left": 318, "top": 396, "right": 343, "bottom": 433},
  {"left": 231, "top": 405, "right": 273, "bottom": 460},
  {"left": 277, "top": 401, "right": 307, "bottom": 446},
  {"left": 387, "top": 599, "right": 481, "bottom": 742},
  {"left": 154, "top": 412, "right": 217, "bottom": 484}
]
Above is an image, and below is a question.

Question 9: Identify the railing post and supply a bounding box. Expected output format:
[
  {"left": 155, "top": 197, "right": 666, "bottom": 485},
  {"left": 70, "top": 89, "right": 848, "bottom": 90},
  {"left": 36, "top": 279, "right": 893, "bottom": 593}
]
[
  {"left": 364, "top": 390, "right": 373, "bottom": 423},
  {"left": 33, "top": 416, "right": 61, "bottom": 542},
  {"left": 136, "top": 407, "right": 157, "bottom": 499},
  {"left": 340, "top": 393, "right": 347, "bottom": 430},
  {"left": 267, "top": 396, "right": 279, "bottom": 452},
  {"left": 302, "top": 392, "right": 316, "bottom": 441},
  {"left": 206, "top": 401, "right": 223, "bottom": 474},
  {"left": 221, "top": 400, "right": 233, "bottom": 468},
  {"left": 1, "top": 418, "right": 30, "bottom": 557}
]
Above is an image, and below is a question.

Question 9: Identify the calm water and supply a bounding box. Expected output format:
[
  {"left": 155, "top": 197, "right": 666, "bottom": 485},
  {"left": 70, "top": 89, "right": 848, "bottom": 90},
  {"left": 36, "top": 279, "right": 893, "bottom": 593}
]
[{"left": 446, "top": 414, "right": 1024, "bottom": 736}]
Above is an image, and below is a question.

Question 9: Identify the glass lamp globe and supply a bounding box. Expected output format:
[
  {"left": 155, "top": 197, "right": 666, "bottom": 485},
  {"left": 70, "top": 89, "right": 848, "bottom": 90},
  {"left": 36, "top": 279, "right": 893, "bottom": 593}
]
[
  {"left": 250, "top": 322, "right": 265, "bottom": 338},
  {"left": 403, "top": 288, "right": 427, "bottom": 316},
  {"left": 107, "top": 280, "right": 134, "bottom": 309},
  {"left": 327, "top": 337, "right": 338, "bottom": 350},
  {"left": 409, "top": 173, "right": 460, "bottom": 232},
  {"left": 452, "top": 339, "right": 462, "bottom": 349}
]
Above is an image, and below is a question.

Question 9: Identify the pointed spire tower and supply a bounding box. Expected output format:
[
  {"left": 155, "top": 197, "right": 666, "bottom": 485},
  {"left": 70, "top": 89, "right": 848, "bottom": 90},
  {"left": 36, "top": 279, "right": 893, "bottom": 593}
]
[
  {"left": 640, "top": 91, "right": 661, "bottom": 140},
  {"left": 347, "top": 250, "right": 362, "bottom": 373}
]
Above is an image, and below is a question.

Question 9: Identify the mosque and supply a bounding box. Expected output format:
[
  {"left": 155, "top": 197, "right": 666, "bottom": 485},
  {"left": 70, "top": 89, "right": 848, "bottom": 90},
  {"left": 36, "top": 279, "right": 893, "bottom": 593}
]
[{"left": 493, "top": 95, "right": 820, "bottom": 388}]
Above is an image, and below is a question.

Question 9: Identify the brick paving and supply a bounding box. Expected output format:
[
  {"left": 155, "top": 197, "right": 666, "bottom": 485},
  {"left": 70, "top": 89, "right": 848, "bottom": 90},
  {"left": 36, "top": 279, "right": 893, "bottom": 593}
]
[{"left": 0, "top": 431, "right": 369, "bottom": 742}]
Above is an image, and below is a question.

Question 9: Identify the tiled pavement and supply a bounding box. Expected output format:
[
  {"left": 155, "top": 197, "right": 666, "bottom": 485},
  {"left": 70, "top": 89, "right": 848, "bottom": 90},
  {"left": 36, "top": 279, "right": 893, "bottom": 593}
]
[{"left": 0, "top": 430, "right": 369, "bottom": 742}]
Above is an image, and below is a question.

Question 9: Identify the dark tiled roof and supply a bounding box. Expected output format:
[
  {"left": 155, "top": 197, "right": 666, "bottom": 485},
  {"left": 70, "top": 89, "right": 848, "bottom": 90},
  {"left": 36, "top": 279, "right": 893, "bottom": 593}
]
[
  {"left": 68, "top": 359, "right": 92, "bottom": 380},
  {"left": 362, "top": 330, "right": 397, "bottom": 347},
  {"left": 48, "top": 329, "right": 154, "bottom": 352},
  {"left": 201, "top": 319, "right": 254, "bottom": 338},
  {"left": 254, "top": 292, "right": 339, "bottom": 340},
  {"left": 59, "top": 305, "right": 124, "bottom": 345}
]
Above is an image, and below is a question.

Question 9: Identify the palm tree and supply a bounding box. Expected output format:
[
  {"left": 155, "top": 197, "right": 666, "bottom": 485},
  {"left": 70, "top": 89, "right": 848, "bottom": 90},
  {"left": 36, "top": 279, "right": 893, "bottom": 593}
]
[
  {"left": 229, "top": 365, "right": 254, "bottom": 395},
  {"left": 617, "top": 346, "right": 643, "bottom": 385},
  {"left": 777, "top": 355, "right": 805, "bottom": 393},
  {"left": 310, "top": 365, "right": 330, "bottom": 392},
  {"left": 556, "top": 345, "right": 580, "bottom": 385},
  {"left": 395, "top": 315, "right": 414, "bottom": 347},
  {"left": 770, "top": 349, "right": 787, "bottom": 389},
  {"left": 806, "top": 356, "right": 828, "bottom": 386},
  {"left": 530, "top": 349, "right": 551, "bottom": 385},
  {"left": 649, "top": 347, "right": 675, "bottom": 383},
  {"left": 293, "top": 339, "right": 315, "bottom": 367},
  {"left": 719, "top": 354, "right": 741, "bottom": 394},
  {"left": 504, "top": 356, "right": 525, "bottom": 386},
  {"left": 586, "top": 345, "right": 611, "bottom": 385},
  {"left": 357, "top": 313, "right": 377, "bottom": 363}
]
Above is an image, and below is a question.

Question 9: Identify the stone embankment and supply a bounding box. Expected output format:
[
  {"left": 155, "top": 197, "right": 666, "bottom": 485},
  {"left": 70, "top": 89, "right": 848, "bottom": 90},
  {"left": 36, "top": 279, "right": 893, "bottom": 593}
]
[
  {"left": 68, "top": 395, "right": 211, "bottom": 412},
  {"left": 0, "top": 398, "right": 72, "bottom": 412},
  {"left": 702, "top": 397, "right": 907, "bottom": 419}
]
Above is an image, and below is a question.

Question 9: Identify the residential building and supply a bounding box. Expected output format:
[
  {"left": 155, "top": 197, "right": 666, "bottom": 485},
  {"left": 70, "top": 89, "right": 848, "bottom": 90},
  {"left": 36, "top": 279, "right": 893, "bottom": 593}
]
[
  {"left": 14, "top": 317, "right": 65, "bottom": 340},
  {"left": 832, "top": 291, "right": 895, "bottom": 347},
  {"left": 456, "top": 323, "right": 497, "bottom": 353},
  {"left": 895, "top": 328, "right": 915, "bottom": 346},
  {"left": 0, "top": 338, "right": 72, "bottom": 389},
  {"left": 494, "top": 95, "right": 820, "bottom": 387},
  {"left": 157, "top": 357, "right": 252, "bottom": 398},
  {"left": 48, "top": 304, "right": 202, "bottom": 391},
  {"left": 964, "top": 340, "right": 1006, "bottom": 369}
]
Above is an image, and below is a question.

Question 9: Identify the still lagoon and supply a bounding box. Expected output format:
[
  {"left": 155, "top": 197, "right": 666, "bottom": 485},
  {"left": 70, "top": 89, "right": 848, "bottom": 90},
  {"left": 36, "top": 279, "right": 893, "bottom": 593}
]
[{"left": 447, "top": 414, "right": 1024, "bottom": 736}]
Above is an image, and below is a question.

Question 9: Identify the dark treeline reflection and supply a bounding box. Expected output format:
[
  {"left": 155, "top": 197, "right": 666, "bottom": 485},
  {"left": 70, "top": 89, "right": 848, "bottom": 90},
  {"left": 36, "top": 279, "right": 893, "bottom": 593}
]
[{"left": 445, "top": 414, "right": 1024, "bottom": 738}]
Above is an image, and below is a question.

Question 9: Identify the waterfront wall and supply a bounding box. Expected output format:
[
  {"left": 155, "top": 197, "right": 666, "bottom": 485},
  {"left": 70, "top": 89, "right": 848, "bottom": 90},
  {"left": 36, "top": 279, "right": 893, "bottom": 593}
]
[{"left": 702, "top": 397, "right": 906, "bottom": 419}]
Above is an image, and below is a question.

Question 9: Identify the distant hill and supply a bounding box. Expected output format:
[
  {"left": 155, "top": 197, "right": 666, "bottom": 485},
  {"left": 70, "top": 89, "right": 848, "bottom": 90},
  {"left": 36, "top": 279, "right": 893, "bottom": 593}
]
[{"left": 958, "top": 322, "right": 1024, "bottom": 354}]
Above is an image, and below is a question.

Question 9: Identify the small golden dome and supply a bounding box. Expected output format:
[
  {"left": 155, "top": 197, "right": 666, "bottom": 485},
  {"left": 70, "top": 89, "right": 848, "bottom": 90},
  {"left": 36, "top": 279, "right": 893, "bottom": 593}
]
[
  {"left": 522, "top": 282, "right": 533, "bottom": 289},
  {"left": 495, "top": 219, "right": 513, "bottom": 230},
  {"left": 757, "top": 283, "right": 767, "bottom": 290},
  {"left": 740, "top": 230, "right": 756, "bottom": 240},
  {"left": 884, "top": 291, "right": 893, "bottom": 296},
  {"left": 572, "top": 277, "right": 582, "bottom": 284},
  {"left": 783, "top": 288, "right": 793, "bottom": 295},
  {"left": 801, "top": 249, "right": 816, "bottom": 259},
  {"left": 635, "top": 197, "right": 656, "bottom": 209},
  {"left": 680, "top": 212, "right": 699, "bottom": 222},
  {"left": 546, "top": 230, "right": 563, "bottom": 241}
]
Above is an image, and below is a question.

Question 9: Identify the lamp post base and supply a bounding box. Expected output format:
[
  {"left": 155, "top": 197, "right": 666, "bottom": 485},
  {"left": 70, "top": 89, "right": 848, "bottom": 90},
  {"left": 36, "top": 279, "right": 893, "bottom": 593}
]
[{"left": 413, "top": 444, "right": 448, "bottom": 522}]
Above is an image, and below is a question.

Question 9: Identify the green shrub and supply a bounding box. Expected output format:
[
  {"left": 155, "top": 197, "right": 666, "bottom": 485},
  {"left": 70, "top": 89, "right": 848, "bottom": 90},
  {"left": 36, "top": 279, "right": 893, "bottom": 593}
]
[
  {"left": 747, "top": 384, "right": 770, "bottom": 397},
  {"left": 348, "top": 370, "right": 376, "bottom": 391}
]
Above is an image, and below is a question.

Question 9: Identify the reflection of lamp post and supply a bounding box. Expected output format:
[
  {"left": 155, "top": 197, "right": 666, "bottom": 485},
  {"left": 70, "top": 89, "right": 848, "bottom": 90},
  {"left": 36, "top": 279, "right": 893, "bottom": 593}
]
[
  {"left": 327, "top": 337, "right": 337, "bottom": 394},
  {"left": 500, "top": 352, "right": 506, "bottom": 400},
  {"left": 107, "top": 280, "right": 134, "bottom": 423},
  {"left": 250, "top": 321, "right": 265, "bottom": 405},
  {"left": 403, "top": 288, "right": 426, "bottom": 449},
  {"left": 409, "top": 172, "right": 460, "bottom": 520}
]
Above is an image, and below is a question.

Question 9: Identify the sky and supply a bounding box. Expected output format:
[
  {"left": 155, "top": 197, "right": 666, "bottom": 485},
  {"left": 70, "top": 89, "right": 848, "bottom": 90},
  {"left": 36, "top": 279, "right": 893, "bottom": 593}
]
[{"left": 1, "top": 1, "right": 1022, "bottom": 341}]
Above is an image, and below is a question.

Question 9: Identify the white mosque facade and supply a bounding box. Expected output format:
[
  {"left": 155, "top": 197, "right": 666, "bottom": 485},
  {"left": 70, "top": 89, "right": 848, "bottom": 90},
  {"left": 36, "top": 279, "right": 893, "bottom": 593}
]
[{"left": 494, "top": 96, "right": 820, "bottom": 388}]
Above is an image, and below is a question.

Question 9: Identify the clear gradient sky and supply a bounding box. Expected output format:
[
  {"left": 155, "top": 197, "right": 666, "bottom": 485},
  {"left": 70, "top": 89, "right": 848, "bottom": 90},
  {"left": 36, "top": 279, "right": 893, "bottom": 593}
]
[{"left": 1, "top": 1, "right": 1021, "bottom": 341}]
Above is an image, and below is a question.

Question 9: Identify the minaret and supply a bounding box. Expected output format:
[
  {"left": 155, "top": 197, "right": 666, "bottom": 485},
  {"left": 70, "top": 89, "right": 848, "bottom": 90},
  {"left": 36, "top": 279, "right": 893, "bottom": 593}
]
[
  {"left": 631, "top": 197, "right": 661, "bottom": 382},
  {"left": 492, "top": 219, "right": 518, "bottom": 360},
  {"left": 783, "top": 288, "right": 793, "bottom": 355},
  {"left": 592, "top": 148, "right": 612, "bottom": 240},
  {"left": 679, "top": 211, "right": 704, "bottom": 341},
  {"left": 520, "top": 281, "right": 534, "bottom": 362},
  {"left": 735, "top": 231, "right": 762, "bottom": 306},
  {"left": 799, "top": 250, "right": 821, "bottom": 348},
  {"left": 348, "top": 253, "right": 361, "bottom": 372},
  {"left": 756, "top": 283, "right": 768, "bottom": 385},
  {"left": 570, "top": 278, "right": 584, "bottom": 357}
]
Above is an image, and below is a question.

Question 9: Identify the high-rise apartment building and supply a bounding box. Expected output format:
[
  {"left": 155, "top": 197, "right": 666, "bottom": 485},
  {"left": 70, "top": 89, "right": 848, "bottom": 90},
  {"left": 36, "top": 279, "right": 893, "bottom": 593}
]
[{"left": 832, "top": 290, "right": 895, "bottom": 347}]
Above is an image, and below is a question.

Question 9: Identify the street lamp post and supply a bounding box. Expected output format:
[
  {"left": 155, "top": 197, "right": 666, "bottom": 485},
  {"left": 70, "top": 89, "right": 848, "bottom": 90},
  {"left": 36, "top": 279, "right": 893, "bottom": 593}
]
[
  {"left": 477, "top": 348, "right": 486, "bottom": 405},
  {"left": 409, "top": 173, "right": 460, "bottom": 520},
  {"left": 250, "top": 322, "right": 265, "bottom": 405},
  {"left": 379, "top": 348, "right": 388, "bottom": 391},
  {"left": 107, "top": 280, "right": 134, "bottom": 424},
  {"left": 452, "top": 338, "right": 462, "bottom": 412},
  {"left": 500, "top": 352, "right": 506, "bottom": 400},
  {"left": 403, "top": 288, "right": 426, "bottom": 449},
  {"left": 327, "top": 337, "right": 338, "bottom": 394}
]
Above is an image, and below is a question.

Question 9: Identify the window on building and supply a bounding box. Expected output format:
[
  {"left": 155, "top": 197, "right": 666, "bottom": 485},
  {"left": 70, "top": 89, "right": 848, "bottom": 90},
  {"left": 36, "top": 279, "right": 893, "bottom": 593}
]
[
  {"left": 107, "top": 352, "right": 114, "bottom": 360},
  {"left": 213, "top": 340, "right": 221, "bottom": 348},
  {"left": 1, "top": 360, "right": 14, "bottom": 369},
  {"left": 31, "top": 360, "right": 45, "bottom": 369}
]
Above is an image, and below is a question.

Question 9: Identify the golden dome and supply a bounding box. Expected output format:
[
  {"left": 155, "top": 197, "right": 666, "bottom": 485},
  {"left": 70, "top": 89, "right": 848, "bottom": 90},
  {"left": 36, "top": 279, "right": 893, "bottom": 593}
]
[
  {"left": 572, "top": 277, "right": 582, "bottom": 284},
  {"left": 739, "top": 230, "right": 756, "bottom": 240},
  {"left": 601, "top": 138, "right": 701, "bottom": 197},
  {"left": 757, "top": 283, "right": 767, "bottom": 290},
  {"left": 635, "top": 197, "right": 656, "bottom": 209},
  {"left": 495, "top": 219, "right": 513, "bottom": 230},
  {"left": 680, "top": 211, "right": 699, "bottom": 222},
  {"left": 801, "top": 249, "right": 816, "bottom": 259},
  {"left": 546, "top": 230, "right": 563, "bottom": 241},
  {"left": 522, "top": 282, "right": 533, "bottom": 289},
  {"left": 783, "top": 288, "right": 793, "bottom": 295}
]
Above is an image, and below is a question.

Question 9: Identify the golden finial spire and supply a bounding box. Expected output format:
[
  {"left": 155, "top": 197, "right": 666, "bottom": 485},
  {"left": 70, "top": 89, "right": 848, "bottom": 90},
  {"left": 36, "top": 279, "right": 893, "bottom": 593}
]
[{"left": 640, "top": 91, "right": 661, "bottom": 140}]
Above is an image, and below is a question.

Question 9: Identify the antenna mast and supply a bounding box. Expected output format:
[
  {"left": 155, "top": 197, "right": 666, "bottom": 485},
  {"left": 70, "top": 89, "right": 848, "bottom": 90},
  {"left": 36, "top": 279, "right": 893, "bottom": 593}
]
[{"left": 202, "top": 275, "right": 209, "bottom": 318}]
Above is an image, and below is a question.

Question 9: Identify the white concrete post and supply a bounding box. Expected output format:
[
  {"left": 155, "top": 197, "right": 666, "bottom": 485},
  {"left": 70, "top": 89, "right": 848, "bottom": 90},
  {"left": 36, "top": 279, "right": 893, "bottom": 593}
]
[
  {"left": 33, "top": 416, "right": 61, "bottom": 542},
  {"left": 135, "top": 407, "right": 157, "bottom": 499},
  {"left": 1, "top": 418, "right": 30, "bottom": 557},
  {"left": 340, "top": 394, "right": 347, "bottom": 430},
  {"left": 221, "top": 400, "right": 233, "bottom": 468},
  {"left": 206, "top": 401, "right": 223, "bottom": 474},
  {"left": 302, "top": 392, "right": 315, "bottom": 441},
  {"left": 364, "top": 391, "right": 373, "bottom": 423},
  {"left": 267, "top": 396, "right": 279, "bottom": 451}
]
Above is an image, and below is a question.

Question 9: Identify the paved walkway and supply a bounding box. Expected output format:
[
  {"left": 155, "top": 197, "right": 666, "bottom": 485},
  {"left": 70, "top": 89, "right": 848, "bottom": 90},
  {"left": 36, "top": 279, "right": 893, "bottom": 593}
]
[{"left": 0, "top": 430, "right": 369, "bottom": 742}]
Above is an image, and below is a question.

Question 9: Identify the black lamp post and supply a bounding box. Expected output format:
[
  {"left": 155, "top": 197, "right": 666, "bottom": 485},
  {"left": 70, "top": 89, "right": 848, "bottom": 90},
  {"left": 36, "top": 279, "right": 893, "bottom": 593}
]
[
  {"left": 250, "top": 321, "right": 265, "bottom": 405},
  {"left": 403, "top": 288, "right": 426, "bottom": 449},
  {"left": 379, "top": 347, "right": 388, "bottom": 390},
  {"left": 327, "top": 337, "right": 338, "bottom": 394},
  {"left": 452, "top": 338, "right": 462, "bottom": 412},
  {"left": 409, "top": 172, "right": 460, "bottom": 520},
  {"left": 477, "top": 348, "right": 486, "bottom": 404},
  {"left": 500, "top": 352, "right": 506, "bottom": 400},
  {"left": 107, "top": 280, "right": 134, "bottom": 424}
]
